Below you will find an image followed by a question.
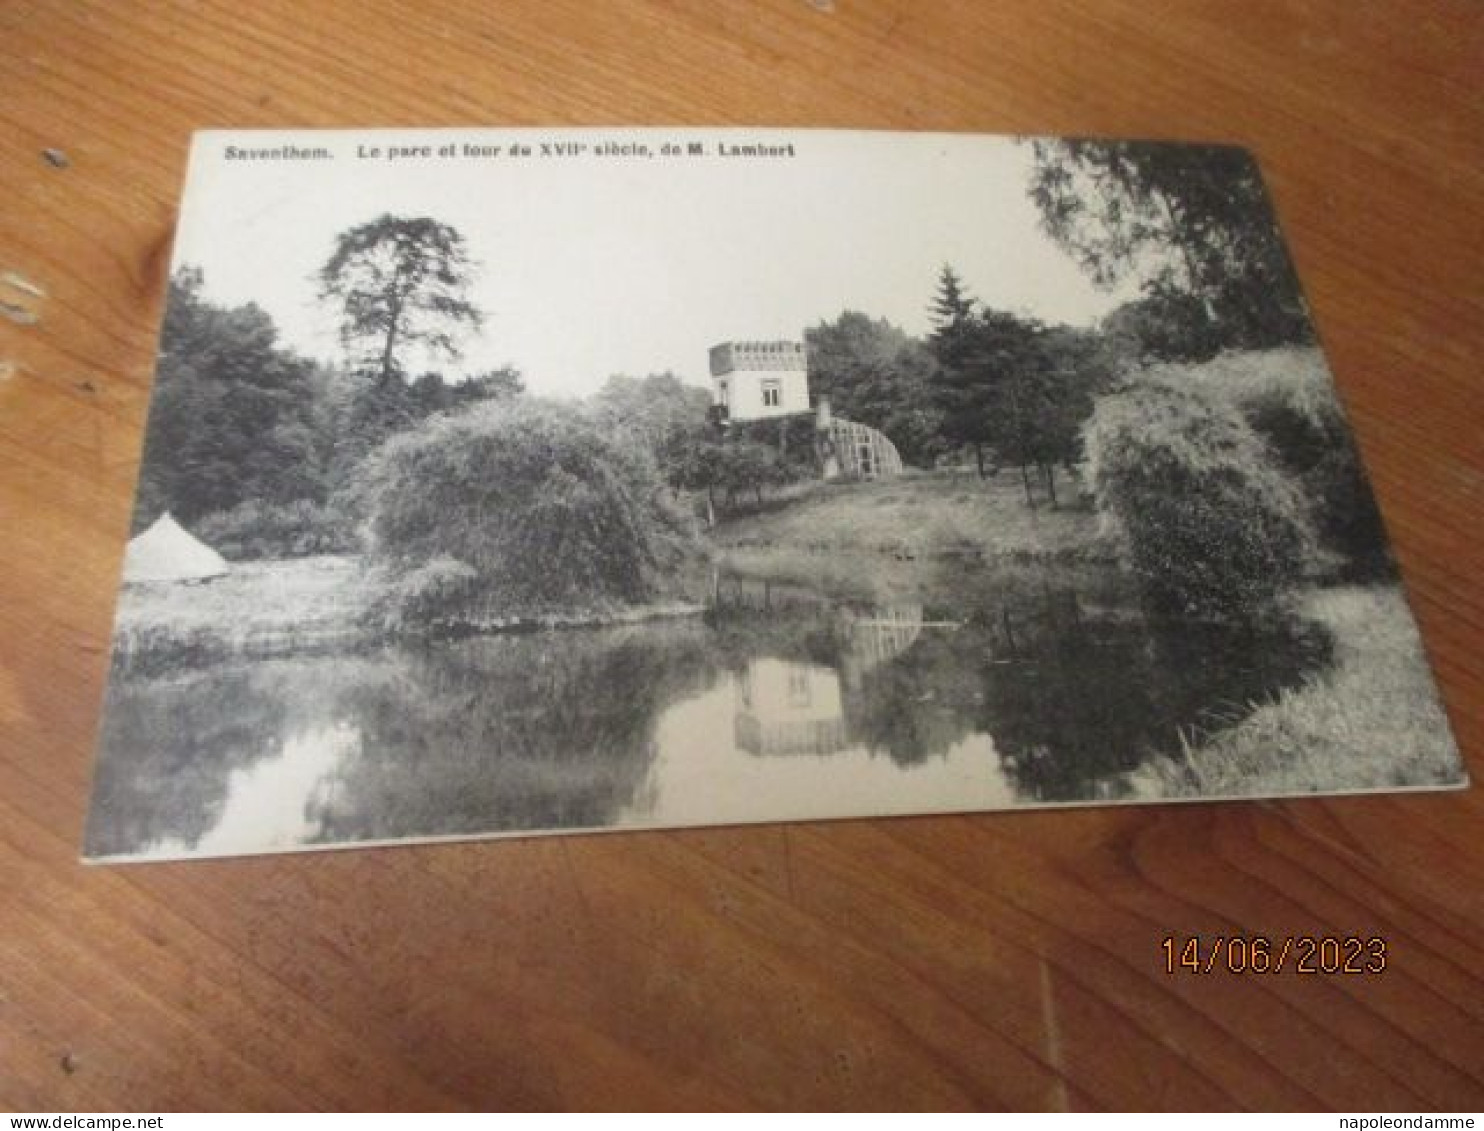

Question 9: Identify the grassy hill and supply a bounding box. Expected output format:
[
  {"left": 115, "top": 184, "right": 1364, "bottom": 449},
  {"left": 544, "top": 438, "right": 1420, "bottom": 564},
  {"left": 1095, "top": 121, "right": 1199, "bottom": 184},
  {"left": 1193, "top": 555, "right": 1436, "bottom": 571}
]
[{"left": 710, "top": 469, "right": 1109, "bottom": 563}]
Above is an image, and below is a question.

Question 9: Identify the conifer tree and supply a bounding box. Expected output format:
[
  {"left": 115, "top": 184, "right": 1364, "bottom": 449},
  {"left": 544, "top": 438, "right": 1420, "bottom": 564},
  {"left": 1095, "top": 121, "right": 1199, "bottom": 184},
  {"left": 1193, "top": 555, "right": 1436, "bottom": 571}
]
[{"left": 318, "top": 215, "right": 483, "bottom": 387}]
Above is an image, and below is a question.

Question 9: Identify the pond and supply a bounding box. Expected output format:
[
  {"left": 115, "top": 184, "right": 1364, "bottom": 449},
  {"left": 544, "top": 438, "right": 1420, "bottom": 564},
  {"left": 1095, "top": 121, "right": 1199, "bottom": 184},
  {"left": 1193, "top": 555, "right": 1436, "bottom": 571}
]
[{"left": 85, "top": 563, "right": 1333, "bottom": 860}]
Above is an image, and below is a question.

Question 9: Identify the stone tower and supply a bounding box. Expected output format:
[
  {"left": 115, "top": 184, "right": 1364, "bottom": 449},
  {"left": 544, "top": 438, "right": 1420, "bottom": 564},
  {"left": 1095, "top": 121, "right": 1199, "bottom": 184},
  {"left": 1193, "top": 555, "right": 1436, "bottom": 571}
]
[{"left": 708, "top": 340, "right": 810, "bottom": 422}]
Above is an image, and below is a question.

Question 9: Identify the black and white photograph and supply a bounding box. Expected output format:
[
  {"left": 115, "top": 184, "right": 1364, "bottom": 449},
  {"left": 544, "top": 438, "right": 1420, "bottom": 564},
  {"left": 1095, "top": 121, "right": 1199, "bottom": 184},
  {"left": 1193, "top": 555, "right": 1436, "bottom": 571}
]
[{"left": 83, "top": 127, "right": 1465, "bottom": 863}]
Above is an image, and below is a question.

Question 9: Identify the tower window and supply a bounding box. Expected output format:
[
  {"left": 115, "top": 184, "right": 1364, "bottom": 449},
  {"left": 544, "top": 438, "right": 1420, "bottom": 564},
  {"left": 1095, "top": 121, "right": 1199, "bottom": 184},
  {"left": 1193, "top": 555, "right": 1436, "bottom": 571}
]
[{"left": 761, "top": 378, "right": 781, "bottom": 407}]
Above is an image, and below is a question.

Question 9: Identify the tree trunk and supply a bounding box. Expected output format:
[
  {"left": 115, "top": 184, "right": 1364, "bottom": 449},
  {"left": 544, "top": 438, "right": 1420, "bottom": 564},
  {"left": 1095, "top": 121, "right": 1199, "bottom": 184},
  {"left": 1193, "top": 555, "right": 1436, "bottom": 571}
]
[
  {"left": 975, "top": 443, "right": 986, "bottom": 478},
  {"left": 1043, "top": 463, "right": 1058, "bottom": 508},
  {"left": 1020, "top": 463, "right": 1035, "bottom": 507},
  {"left": 378, "top": 320, "right": 400, "bottom": 385},
  {"left": 377, "top": 277, "right": 407, "bottom": 385},
  {"left": 704, "top": 488, "right": 716, "bottom": 529}
]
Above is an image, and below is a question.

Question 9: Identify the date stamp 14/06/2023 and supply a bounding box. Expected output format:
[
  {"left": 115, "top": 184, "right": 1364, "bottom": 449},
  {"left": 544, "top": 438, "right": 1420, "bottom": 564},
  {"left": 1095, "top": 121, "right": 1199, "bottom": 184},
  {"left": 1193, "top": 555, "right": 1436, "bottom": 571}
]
[{"left": 1162, "top": 936, "right": 1388, "bottom": 976}]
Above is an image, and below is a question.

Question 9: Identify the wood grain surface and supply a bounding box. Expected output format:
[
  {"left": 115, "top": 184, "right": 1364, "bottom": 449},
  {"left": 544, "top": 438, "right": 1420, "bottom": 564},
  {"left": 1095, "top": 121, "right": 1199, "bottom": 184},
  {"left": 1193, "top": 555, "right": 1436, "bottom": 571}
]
[{"left": 1, "top": 0, "right": 1481, "bottom": 1111}]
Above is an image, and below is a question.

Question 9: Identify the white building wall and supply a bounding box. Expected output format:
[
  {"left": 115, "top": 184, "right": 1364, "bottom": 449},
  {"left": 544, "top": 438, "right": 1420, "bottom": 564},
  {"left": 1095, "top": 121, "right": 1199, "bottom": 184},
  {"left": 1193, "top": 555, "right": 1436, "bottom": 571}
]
[
  {"left": 710, "top": 340, "right": 812, "bottom": 422},
  {"left": 715, "top": 367, "right": 810, "bottom": 421}
]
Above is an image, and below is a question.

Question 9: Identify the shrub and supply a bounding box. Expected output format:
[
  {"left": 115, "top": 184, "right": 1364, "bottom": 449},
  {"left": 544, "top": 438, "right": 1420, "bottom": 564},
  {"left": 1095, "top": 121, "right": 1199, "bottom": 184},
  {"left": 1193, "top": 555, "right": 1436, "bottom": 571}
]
[
  {"left": 359, "top": 397, "right": 701, "bottom": 611},
  {"left": 664, "top": 431, "right": 805, "bottom": 522},
  {"left": 1084, "top": 373, "right": 1315, "bottom": 619},
  {"left": 1231, "top": 354, "right": 1393, "bottom": 580},
  {"left": 725, "top": 418, "right": 819, "bottom": 479},
  {"left": 196, "top": 498, "right": 357, "bottom": 559},
  {"left": 366, "top": 555, "right": 480, "bottom": 634},
  {"left": 717, "top": 439, "right": 795, "bottom": 506},
  {"left": 1153, "top": 348, "right": 1395, "bottom": 581}
]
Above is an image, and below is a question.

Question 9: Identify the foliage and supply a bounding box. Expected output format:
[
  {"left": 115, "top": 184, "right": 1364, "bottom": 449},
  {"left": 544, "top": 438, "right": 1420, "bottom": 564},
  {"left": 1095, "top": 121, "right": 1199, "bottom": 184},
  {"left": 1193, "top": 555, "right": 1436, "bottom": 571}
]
[
  {"left": 588, "top": 372, "right": 712, "bottom": 460},
  {"left": 926, "top": 267, "right": 998, "bottom": 468},
  {"left": 366, "top": 556, "right": 481, "bottom": 634},
  {"left": 928, "top": 264, "right": 977, "bottom": 330},
  {"left": 718, "top": 439, "right": 795, "bottom": 504},
  {"left": 93, "top": 621, "right": 721, "bottom": 853},
  {"left": 133, "top": 267, "right": 328, "bottom": 529},
  {"left": 1149, "top": 587, "right": 1460, "bottom": 796},
  {"left": 804, "top": 311, "right": 946, "bottom": 467},
  {"left": 195, "top": 498, "right": 357, "bottom": 559},
  {"left": 587, "top": 375, "right": 805, "bottom": 519},
  {"left": 327, "top": 371, "right": 420, "bottom": 488},
  {"left": 968, "top": 311, "right": 1081, "bottom": 487},
  {"left": 981, "top": 589, "right": 1331, "bottom": 801},
  {"left": 318, "top": 214, "right": 483, "bottom": 385},
  {"left": 1177, "top": 348, "right": 1394, "bottom": 580},
  {"left": 325, "top": 363, "right": 525, "bottom": 489},
  {"left": 1028, "top": 140, "right": 1313, "bottom": 355},
  {"left": 359, "top": 397, "right": 701, "bottom": 610},
  {"left": 312, "top": 622, "right": 718, "bottom": 840},
  {"left": 89, "top": 660, "right": 315, "bottom": 857},
  {"left": 928, "top": 268, "right": 1110, "bottom": 496},
  {"left": 1030, "top": 324, "right": 1117, "bottom": 466},
  {"left": 409, "top": 366, "right": 524, "bottom": 416},
  {"left": 666, "top": 431, "right": 799, "bottom": 520},
  {"left": 1084, "top": 369, "right": 1316, "bottom": 619},
  {"left": 1102, "top": 285, "right": 1228, "bottom": 366},
  {"left": 586, "top": 372, "right": 720, "bottom": 511},
  {"left": 845, "top": 628, "right": 981, "bottom": 766},
  {"left": 726, "top": 418, "right": 817, "bottom": 478},
  {"left": 664, "top": 431, "right": 727, "bottom": 505}
]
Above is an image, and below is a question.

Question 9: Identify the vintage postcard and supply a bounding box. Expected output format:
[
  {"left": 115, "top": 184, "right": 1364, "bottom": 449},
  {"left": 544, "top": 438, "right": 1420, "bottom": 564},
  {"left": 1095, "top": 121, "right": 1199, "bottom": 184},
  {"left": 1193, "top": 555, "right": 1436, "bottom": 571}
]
[{"left": 83, "top": 128, "right": 1466, "bottom": 862}]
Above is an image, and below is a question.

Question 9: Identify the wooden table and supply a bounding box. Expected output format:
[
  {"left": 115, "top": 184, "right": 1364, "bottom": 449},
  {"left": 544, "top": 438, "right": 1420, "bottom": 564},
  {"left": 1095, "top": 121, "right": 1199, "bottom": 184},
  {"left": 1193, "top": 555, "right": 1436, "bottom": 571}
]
[{"left": 2, "top": 0, "right": 1481, "bottom": 1111}]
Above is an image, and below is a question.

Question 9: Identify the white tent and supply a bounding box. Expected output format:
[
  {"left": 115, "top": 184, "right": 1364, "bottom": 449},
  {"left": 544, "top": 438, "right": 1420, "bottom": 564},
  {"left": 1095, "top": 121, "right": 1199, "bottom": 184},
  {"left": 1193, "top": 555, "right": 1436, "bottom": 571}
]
[{"left": 123, "top": 513, "right": 229, "bottom": 584}]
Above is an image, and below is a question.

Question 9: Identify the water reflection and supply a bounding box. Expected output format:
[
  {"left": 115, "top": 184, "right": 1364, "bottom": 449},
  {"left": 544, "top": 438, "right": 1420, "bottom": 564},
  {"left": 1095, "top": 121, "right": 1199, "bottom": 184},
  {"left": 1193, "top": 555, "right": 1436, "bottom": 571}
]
[
  {"left": 198, "top": 722, "right": 354, "bottom": 856},
  {"left": 86, "top": 564, "right": 1333, "bottom": 860},
  {"left": 717, "top": 574, "right": 930, "bottom": 759},
  {"left": 735, "top": 659, "right": 849, "bottom": 756},
  {"left": 310, "top": 625, "right": 717, "bottom": 841}
]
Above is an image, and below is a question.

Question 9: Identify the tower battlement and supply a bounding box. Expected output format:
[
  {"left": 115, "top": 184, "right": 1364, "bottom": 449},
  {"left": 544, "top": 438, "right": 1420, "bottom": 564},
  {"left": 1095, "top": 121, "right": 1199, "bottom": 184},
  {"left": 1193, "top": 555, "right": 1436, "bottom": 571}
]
[{"left": 709, "top": 340, "right": 808, "bottom": 377}]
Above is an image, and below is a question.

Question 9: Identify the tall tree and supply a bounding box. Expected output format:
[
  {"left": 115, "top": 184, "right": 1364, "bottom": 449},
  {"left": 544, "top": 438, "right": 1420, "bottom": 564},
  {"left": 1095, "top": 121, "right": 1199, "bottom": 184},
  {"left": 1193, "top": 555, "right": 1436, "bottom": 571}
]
[
  {"left": 999, "top": 324, "right": 1111, "bottom": 505},
  {"left": 928, "top": 275, "right": 1108, "bottom": 502},
  {"left": 134, "top": 267, "right": 327, "bottom": 529},
  {"left": 927, "top": 267, "right": 996, "bottom": 475},
  {"left": 805, "top": 311, "right": 945, "bottom": 467},
  {"left": 927, "top": 266, "right": 980, "bottom": 376},
  {"left": 318, "top": 214, "right": 484, "bottom": 386},
  {"left": 968, "top": 308, "right": 1052, "bottom": 500},
  {"left": 1027, "top": 140, "right": 1313, "bottom": 352}
]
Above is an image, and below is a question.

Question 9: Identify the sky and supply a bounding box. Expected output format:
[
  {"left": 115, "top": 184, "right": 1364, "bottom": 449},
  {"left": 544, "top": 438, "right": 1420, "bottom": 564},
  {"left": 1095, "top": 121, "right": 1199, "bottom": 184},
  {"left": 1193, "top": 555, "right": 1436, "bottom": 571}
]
[{"left": 172, "top": 128, "right": 1137, "bottom": 397}]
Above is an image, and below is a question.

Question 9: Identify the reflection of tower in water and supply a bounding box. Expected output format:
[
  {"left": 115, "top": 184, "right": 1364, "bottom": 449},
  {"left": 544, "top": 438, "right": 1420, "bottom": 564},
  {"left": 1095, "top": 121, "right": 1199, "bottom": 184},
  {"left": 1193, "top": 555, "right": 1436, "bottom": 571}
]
[
  {"left": 725, "top": 578, "right": 927, "bottom": 757},
  {"left": 734, "top": 658, "right": 849, "bottom": 756}
]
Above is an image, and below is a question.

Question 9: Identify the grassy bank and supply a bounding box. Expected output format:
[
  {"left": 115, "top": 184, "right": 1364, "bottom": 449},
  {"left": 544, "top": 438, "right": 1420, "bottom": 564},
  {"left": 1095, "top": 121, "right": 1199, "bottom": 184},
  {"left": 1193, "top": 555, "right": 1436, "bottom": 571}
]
[
  {"left": 711, "top": 469, "right": 1109, "bottom": 562},
  {"left": 1149, "top": 586, "right": 1464, "bottom": 796},
  {"left": 112, "top": 556, "right": 385, "bottom": 671},
  {"left": 110, "top": 554, "right": 704, "bottom": 673}
]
